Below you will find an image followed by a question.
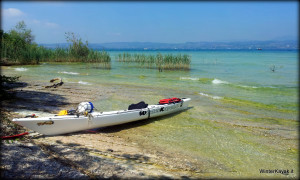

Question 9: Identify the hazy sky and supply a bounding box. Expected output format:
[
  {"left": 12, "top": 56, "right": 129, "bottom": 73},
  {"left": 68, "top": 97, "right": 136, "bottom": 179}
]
[{"left": 1, "top": 1, "right": 298, "bottom": 44}]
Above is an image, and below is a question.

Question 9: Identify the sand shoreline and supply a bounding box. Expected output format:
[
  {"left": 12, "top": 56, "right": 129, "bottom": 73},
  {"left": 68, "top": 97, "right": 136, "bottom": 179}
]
[{"left": 1, "top": 78, "right": 202, "bottom": 179}]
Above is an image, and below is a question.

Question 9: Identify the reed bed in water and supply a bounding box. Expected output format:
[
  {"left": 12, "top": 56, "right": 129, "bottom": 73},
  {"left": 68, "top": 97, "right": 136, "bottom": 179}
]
[
  {"left": 38, "top": 48, "right": 111, "bottom": 63},
  {"left": 36, "top": 48, "right": 111, "bottom": 68},
  {"left": 117, "top": 53, "right": 191, "bottom": 71}
]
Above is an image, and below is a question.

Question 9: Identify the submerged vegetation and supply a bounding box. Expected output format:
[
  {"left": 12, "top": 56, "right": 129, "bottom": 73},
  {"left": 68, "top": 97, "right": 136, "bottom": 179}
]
[
  {"left": 117, "top": 52, "right": 191, "bottom": 71},
  {"left": 1, "top": 21, "right": 111, "bottom": 68}
]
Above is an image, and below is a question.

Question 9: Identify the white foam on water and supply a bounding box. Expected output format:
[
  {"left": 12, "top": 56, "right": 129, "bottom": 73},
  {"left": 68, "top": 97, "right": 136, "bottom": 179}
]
[
  {"left": 237, "top": 85, "right": 258, "bottom": 89},
  {"left": 212, "top": 78, "right": 259, "bottom": 88},
  {"left": 212, "top": 78, "right": 229, "bottom": 84},
  {"left": 199, "top": 92, "right": 223, "bottom": 99},
  {"left": 78, "top": 81, "right": 91, "bottom": 85},
  {"left": 14, "top": 68, "right": 28, "bottom": 71},
  {"left": 58, "top": 71, "right": 79, "bottom": 75},
  {"left": 180, "top": 77, "right": 199, "bottom": 81}
]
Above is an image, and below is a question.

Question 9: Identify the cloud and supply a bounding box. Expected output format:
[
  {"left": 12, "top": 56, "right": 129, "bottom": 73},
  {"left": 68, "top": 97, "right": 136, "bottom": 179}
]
[
  {"left": 2, "top": 8, "right": 25, "bottom": 18},
  {"left": 2, "top": 8, "right": 59, "bottom": 29},
  {"left": 1, "top": 7, "right": 61, "bottom": 43},
  {"left": 31, "top": 19, "right": 58, "bottom": 28}
]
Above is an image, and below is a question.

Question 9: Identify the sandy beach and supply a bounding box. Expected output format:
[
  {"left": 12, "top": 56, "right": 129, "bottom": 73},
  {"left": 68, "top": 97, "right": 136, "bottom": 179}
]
[{"left": 1, "top": 77, "right": 202, "bottom": 179}]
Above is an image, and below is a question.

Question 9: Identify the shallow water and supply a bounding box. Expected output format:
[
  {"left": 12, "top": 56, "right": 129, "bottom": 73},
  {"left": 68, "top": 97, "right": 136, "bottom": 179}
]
[{"left": 2, "top": 49, "right": 298, "bottom": 178}]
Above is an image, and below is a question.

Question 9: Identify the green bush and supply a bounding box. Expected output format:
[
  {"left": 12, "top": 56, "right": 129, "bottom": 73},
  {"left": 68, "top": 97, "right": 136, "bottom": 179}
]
[{"left": 1, "top": 21, "right": 111, "bottom": 67}]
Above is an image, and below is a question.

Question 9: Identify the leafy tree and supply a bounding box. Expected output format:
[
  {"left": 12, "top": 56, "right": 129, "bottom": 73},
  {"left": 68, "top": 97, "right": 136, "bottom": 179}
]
[
  {"left": 11, "top": 21, "right": 34, "bottom": 44},
  {"left": 1, "top": 22, "right": 110, "bottom": 65},
  {"left": 1, "top": 21, "right": 38, "bottom": 64},
  {"left": 65, "top": 32, "right": 89, "bottom": 60}
]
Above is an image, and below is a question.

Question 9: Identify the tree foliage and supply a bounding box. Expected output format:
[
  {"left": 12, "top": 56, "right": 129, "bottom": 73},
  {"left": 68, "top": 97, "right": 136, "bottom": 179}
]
[
  {"left": 1, "top": 21, "right": 39, "bottom": 64},
  {"left": 12, "top": 21, "right": 34, "bottom": 44},
  {"left": 1, "top": 21, "right": 111, "bottom": 66},
  {"left": 65, "top": 32, "right": 89, "bottom": 59}
]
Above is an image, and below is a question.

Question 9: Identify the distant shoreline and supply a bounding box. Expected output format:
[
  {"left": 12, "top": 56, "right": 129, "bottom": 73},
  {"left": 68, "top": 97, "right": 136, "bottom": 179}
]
[
  {"left": 38, "top": 48, "right": 299, "bottom": 52},
  {"left": 39, "top": 40, "right": 298, "bottom": 51}
]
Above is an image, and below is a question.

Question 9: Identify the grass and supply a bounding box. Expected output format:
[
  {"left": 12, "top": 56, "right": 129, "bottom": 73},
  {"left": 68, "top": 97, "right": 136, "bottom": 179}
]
[{"left": 117, "top": 52, "right": 191, "bottom": 71}]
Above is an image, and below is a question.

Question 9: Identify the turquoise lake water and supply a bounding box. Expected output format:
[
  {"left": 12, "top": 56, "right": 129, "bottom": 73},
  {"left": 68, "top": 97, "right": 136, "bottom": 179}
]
[
  {"left": 2, "top": 49, "right": 298, "bottom": 177},
  {"left": 8, "top": 50, "right": 297, "bottom": 111}
]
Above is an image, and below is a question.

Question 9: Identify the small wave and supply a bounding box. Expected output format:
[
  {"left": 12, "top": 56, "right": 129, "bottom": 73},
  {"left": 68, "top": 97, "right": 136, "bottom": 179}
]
[
  {"left": 212, "top": 78, "right": 260, "bottom": 89},
  {"left": 78, "top": 81, "right": 91, "bottom": 85},
  {"left": 180, "top": 77, "right": 199, "bottom": 81},
  {"left": 199, "top": 92, "right": 223, "bottom": 99},
  {"left": 15, "top": 68, "right": 28, "bottom": 71},
  {"left": 212, "top": 78, "right": 229, "bottom": 84},
  {"left": 262, "top": 85, "right": 276, "bottom": 89},
  {"left": 58, "top": 71, "right": 79, "bottom": 75},
  {"left": 237, "top": 85, "right": 258, "bottom": 89}
]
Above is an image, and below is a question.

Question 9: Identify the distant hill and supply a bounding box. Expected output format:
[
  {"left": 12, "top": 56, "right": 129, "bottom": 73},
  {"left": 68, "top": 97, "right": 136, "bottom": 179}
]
[{"left": 40, "top": 40, "right": 298, "bottom": 50}]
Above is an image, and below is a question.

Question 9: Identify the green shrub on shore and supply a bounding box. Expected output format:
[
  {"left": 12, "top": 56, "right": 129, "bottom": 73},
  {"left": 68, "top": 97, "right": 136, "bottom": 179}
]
[
  {"left": 117, "top": 52, "right": 191, "bottom": 71},
  {"left": 1, "top": 21, "right": 111, "bottom": 67},
  {"left": 1, "top": 21, "right": 39, "bottom": 65}
]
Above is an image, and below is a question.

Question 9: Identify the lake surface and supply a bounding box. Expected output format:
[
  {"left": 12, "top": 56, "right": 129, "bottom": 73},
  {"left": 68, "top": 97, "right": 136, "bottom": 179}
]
[{"left": 2, "top": 49, "right": 298, "bottom": 178}]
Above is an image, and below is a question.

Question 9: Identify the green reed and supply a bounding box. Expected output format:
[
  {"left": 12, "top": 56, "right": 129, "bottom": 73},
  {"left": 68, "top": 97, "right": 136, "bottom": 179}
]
[
  {"left": 117, "top": 52, "right": 191, "bottom": 71},
  {"left": 38, "top": 48, "right": 112, "bottom": 68}
]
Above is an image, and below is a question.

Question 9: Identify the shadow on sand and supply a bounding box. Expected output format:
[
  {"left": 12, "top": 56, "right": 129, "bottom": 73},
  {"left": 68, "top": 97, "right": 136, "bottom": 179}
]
[
  {"left": 25, "top": 137, "right": 190, "bottom": 179},
  {"left": 2, "top": 82, "right": 70, "bottom": 113}
]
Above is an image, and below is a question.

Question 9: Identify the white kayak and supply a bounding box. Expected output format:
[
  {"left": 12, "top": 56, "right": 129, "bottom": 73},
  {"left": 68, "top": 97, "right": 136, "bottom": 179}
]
[{"left": 12, "top": 98, "right": 191, "bottom": 135}]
